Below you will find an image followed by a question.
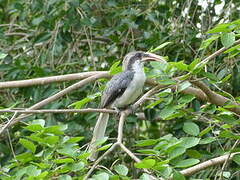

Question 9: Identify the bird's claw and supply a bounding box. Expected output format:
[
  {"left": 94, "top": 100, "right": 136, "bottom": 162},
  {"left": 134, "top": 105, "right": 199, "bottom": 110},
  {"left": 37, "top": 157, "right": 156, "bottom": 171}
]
[
  {"left": 129, "top": 105, "right": 136, "bottom": 114},
  {"left": 113, "top": 107, "right": 121, "bottom": 117}
]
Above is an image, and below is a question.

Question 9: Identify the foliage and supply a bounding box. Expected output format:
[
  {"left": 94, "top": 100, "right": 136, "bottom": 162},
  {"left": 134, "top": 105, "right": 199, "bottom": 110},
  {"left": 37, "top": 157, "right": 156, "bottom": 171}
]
[{"left": 1, "top": 0, "right": 240, "bottom": 179}]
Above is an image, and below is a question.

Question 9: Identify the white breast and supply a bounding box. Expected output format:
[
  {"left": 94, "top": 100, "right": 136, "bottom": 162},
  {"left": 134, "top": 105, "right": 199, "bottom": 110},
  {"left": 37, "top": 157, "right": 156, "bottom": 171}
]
[{"left": 113, "top": 62, "right": 146, "bottom": 108}]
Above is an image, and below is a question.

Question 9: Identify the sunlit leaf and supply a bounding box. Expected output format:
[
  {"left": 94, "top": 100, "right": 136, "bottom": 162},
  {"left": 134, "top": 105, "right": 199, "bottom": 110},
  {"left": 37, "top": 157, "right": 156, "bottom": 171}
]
[
  {"left": 19, "top": 138, "right": 36, "bottom": 153},
  {"left": 183, "top": 122, "right": 200, "bottom": 136}
]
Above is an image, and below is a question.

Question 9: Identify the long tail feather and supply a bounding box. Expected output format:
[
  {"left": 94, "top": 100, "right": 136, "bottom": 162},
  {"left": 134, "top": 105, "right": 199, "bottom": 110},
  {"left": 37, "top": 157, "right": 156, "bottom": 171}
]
[{"left": 88, "top": 113, "right": 109, "bottom": 161}]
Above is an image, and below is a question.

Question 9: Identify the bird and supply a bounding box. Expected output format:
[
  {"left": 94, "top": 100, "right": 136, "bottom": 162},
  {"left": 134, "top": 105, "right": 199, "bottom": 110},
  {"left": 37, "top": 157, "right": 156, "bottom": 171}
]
[{"left": 88, "top": 51, "right": 166, "bottom": 161}]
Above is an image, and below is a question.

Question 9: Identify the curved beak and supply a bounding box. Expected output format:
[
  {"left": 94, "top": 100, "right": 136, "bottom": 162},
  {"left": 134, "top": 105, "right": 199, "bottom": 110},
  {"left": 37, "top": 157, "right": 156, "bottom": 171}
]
[{"left": 142, "top": 52, "right": 166, "bottom": 63}]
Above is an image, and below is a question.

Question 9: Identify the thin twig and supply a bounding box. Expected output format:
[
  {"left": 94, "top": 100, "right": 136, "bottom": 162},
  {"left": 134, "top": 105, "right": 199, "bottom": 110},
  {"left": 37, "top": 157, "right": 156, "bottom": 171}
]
[
  {"left": 84, "top": 142, "right": 119, "bottom": 180},
  {"left": 0, "top": 112, "right": 18, "bottom": 135}
]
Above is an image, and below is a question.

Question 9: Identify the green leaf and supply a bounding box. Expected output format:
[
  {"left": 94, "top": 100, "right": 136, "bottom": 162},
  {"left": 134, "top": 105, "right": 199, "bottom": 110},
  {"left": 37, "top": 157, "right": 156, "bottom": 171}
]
[
  {"left": 25, "top": 124, "right": 44, "bottom": 132},
  {"left": 146, "top": 98, "right": 164, "bottom": 108},
  {"left": 32, "top": 16, "right": 45, "bottom": 26},
  {"left": 135, "top": 139, "right": 158, "bottom": 147},
  {"left": 221, "top": 74, "right": 232, "bottom": 83},
  {"left": 110, "top": 61, "right": 122, "bottom": 75},
  {"left": 114, "top": 164, "right": 128, "bottom": 176},
  {"left": 221, "top": 32, "right": 235, "bottom": 48},
  {"left": 171, "top": 61, "right": 189, "bottom": 71},
  {"left": 69, "top": 92, "right": 101, "bottom": 109},
  {"left": 97, "top": 143, "right": 113, "bottom": 151},
  {"left": 150, "top": 42, "right": 172, "bottom": 52},
  {"left": 0, "top": 53, "right": 7, "bottom": 59},
  {"left": 199, "top": 137, "right": 216, "bottom": 144},
  {"left": 224, "top": 44, "right": 240, "bottom": 53},
  {"left": 173, "top": 171, "right": 186, "bottom": 180},
  {"left": 158, "top": 79, "right": 177, "bottom": 85},
  {"left": 137, "top": 149, "right": 160, "bottom": 155},
  {"left": 26, "top": 165, "right": 41, "bottom": 176},
  {"left": 169, "top": 147, "right": 186, "bottom": 160},
  {"left": 70, "top": 161, "right": 85, "bottom": 172},
  {"left": 78, "top": 152, "right": 90, "bottom": 159},
  {"left": 199, "top": 126, "right": 213, "bottom": 137},
  {"left": 57, "top": 145, "right": 78, "bottom": 157},
  {"left": 54, "top": 158, "right": 74, "bottom": 164},
  {"left": 16, "top": 152, "right": 34, "bottom": 163},
  {"left": 31, "top": 119, "right": 45, "bottom": 127},
  {"left": 65, "top": 137, "right": 84, "bottom": 143},
  {"left": 199, "top": 35, "right": 219, "bottom": 50},
  {"left": 135, "top": 159, "right": 156, "bottom": 169},
  {"left": 233, "top": 154, "right": 240, "bottom": 165},
  {"left": 33, "top": 32, "right": 51, "bottom": 44},
  {"left": 183, "top": 122, "right": 200, "bottom": 136},
  {"left": 174, "top": 158, "right": 200, "bottom": 168},
  {"left": 44, "top": 136, "right": 59, "bottom": 145},
  {"left": 140, "top": 173, "right": 152, "bottom": 180},
  {"left": 186, "top": 150, "right": 202, "bottom": 159},
  {"left": 207, "top": 23, "right": 231, "bottom": 33},
  {"left": 223, "top": 171, "right": 231, "bottom": 178},
  {"left": 178, "top": 94, "right": 195, "bottom": 104},
  {"left": 178, "top": 81, "right": 191, "bottom": 92},
  {"left": 189, "top": 58, "right": 200, "bottom": 71},
  {"left": 19, "top": 138, "right": 36, "bottom": 153},
  {"left": 58, "top": 174, "right": 72, "bottom": 180},
  {"left": 219, "top": 130, "right": 240, "bottom": 139},
  {"left": 159, "top": 105, "right": 176, "bottom": 120},
  {"left": 95, "top": 137, "right": 108, "bottom": 146},
  {"left": 217, "top": 114, "right": 237, "bottom": 125},
  {"left": 44, "top": 126, "right": 64, "bottom": 135},
  {"left": 201, "top": 71, "right": 219, "bottom": 81},
  {"left": 92, "top": 172, "right": 109, "bottom": 180},
  {"left": 180, "top": 137, "right": 200, "bottom": 148}
]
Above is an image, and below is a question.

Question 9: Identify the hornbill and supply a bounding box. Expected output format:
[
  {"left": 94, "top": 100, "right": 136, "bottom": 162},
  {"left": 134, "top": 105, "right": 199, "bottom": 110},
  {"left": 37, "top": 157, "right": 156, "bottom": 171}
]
[{"left": 89, "top": 51, "right": 166, "bottom": 161}]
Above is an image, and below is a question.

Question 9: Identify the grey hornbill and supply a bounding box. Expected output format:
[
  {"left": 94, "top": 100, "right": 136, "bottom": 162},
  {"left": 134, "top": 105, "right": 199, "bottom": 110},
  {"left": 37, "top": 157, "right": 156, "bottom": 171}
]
[{"left": 89, "top": 51, "right": 166, "bottom": 161}]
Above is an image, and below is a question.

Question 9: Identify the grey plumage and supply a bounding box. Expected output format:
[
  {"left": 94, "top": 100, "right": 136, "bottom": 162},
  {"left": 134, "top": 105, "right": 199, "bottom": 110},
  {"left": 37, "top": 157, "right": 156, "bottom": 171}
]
[
  {"left": 88, "top": 71, "right": 135, "bottom": 161},
  {"left": 101, "top": 71, "right": 135, "bottom": 108},
  {"left": 88, "top": 51, "right": 165, "bottom": 161}
]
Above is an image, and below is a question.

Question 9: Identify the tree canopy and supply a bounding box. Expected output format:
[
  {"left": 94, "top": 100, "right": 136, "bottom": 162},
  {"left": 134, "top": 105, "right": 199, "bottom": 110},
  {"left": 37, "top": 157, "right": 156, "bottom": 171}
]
[{"left": 0, "top": 0, "right": 240, "bottom": 179}]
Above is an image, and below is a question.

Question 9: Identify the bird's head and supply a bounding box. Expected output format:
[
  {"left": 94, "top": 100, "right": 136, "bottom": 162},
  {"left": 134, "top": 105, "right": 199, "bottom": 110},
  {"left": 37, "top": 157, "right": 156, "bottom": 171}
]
[{"left": 122, "top": 51, "right": 166, "bottom": 71}]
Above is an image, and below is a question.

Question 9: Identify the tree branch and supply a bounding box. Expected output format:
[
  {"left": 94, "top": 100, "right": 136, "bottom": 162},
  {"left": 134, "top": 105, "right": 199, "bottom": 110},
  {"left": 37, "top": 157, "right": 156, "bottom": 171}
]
[
  {"left": 201, "top": 39, "right": 240, "bottom": 63},
  {"left": 191, "top": 80, "right": 240, "bottom": 115},
  {"left": 0, "top": 71, "right": 108, "bottom": 89},
  {"left": 0, "top": 73, "right": 110, "bottom": 135},
  {"left": 0, "top": 108, "right": 117, "bottom": 114},
  {"left": 180, "top": 152, "right": 240, "bottom": 176}
]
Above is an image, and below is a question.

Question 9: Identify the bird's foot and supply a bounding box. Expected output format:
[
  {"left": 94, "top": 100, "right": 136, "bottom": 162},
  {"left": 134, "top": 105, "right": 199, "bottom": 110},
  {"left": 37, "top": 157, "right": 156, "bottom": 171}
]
[
  {"left": 129, "top": 105, "right": 136, "bottom": 114},
  {"left": 113, "top": 107, "right": 122, "bottom": 117}
]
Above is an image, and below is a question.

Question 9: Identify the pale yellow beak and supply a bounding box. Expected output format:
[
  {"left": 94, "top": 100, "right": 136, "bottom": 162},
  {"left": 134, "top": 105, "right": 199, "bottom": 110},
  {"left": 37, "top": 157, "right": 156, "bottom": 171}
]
[{"left": 141, "top": 52, "right": 166, "bottom": 63}]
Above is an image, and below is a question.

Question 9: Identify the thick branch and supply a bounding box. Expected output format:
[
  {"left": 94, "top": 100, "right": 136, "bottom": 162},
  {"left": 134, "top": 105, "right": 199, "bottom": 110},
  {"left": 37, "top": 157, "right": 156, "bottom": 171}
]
[
  {"left": 0, "top": 108, "right": 117, "bottom": 114},
  {"left": 180, "top": 153, "right": 240, "bottom": 176},
  {"left": 0, "top": 71, "right": 108, "bottom": 89},
  {"left": 191, "top": 80, "right": 240, "bottom": 115}
]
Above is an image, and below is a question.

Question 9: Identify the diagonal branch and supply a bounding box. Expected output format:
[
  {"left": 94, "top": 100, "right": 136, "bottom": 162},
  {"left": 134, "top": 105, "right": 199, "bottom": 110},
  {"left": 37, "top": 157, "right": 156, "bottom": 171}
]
[
  {"left": 0, "top": 73, "right": 110, "bottom": 135},
  {"left": 191, "top": 80, "right": 240, "bottom": 115},
  {"left": 180, "top": 152, "right": 240, "bottom": 176}
]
